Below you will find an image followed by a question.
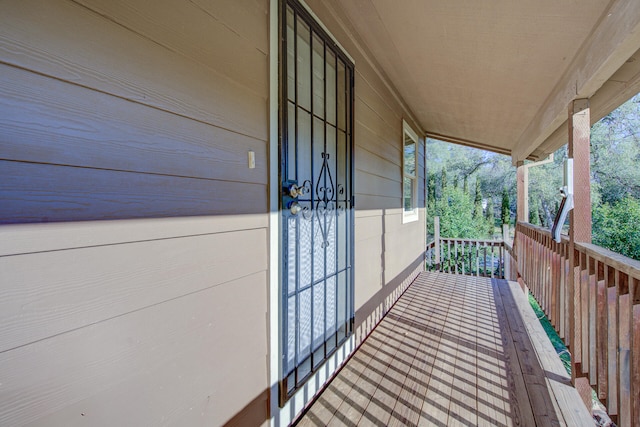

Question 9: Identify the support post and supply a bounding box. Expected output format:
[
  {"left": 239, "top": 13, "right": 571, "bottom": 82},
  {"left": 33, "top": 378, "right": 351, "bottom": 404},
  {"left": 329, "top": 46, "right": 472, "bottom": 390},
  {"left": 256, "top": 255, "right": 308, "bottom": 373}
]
[
  {"left": 568, "top": 98, "right": 592, "bottom": 412},
  {"left": 434, "top": 216, "right": 440, "bottom": 269},
  {"left": 502, "top": 224, "right": 511, "bottom": 280},
  {"left": 569, "top": 99, "right": 592, "bottom": 244},
  {"left": 502, "top": 224, "right": 510, "bottom": 244},
  {"left": 516, "top": 161, "right": 528, "bottom": 223}
]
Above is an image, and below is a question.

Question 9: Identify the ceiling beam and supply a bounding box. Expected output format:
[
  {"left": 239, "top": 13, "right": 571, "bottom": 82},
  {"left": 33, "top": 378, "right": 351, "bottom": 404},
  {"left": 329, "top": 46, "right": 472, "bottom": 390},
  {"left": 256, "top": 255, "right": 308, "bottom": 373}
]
[
  {"left": 426, "top": 132, "right": 541, "bottom": 160},
  {"left": 426, "top": 132, "right": 510, "bottom": 156},
  {"left": 512, "top": 0, "right": 640, "bottom": 163}
]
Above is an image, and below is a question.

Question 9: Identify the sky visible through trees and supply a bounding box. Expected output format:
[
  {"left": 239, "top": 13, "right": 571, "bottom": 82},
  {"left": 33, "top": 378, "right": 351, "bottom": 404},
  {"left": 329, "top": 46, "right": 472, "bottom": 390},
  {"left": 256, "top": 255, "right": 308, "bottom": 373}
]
[{"left": 427, "top": 94, "right": 640, "bottom": 261}]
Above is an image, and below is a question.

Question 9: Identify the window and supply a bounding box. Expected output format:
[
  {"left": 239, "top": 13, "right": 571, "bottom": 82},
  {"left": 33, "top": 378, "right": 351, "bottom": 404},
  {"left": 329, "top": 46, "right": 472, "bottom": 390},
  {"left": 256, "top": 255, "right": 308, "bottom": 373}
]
[{"left": 403, "top": 120, "right": 419, "bottom": 222}]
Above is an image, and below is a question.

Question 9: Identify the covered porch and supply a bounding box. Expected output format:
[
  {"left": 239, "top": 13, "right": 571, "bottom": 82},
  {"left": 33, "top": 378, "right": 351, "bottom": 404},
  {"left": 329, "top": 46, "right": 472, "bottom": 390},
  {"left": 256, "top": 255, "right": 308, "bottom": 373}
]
[
  {"left": 296, "top": 271, "right": 592, "bottom": 426},
  {"left": 2, "top": 0, "right": 640, "bottom": 425}
]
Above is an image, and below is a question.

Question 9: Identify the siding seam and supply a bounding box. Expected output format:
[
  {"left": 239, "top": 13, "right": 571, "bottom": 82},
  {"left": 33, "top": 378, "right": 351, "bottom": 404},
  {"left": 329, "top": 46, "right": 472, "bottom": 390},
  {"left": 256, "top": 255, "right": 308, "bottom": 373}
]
[
  {"left": 0, "top": 269, "right": 267, "bottom": 355},
  {"left": 0, "top": 158, "right": 268, "bottom": 186},
  {"left": 0, "top": 226, "right": 268, "bottom": 258},
  {"left": 0, "top": 59, "right": 267, "bottom": 143}
]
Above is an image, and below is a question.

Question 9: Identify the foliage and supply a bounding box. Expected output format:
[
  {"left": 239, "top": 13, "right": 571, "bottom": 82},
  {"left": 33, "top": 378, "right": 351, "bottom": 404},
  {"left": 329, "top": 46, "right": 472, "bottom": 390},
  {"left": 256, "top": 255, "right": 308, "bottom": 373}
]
[
  {"left": 529, "top": 198, "right": 540, "bottom": 225},
  {"left": 528, "top": 294, "right": 571, "bottom": 375},
  {"left": 427, "top": 93, "right": 640, "bottom": 261},
  {"left": 591, "top": 95, "right": 640, "bottom": 204},
  {"left": 485, "top": 196, "right": 496, "bottom": 237},
  {"left": 433, "top": 184, "right": 488, "bottom": 239},
  {"left": 427, "top": 160, "right": 495, "bottom": 240},
  {"left": 474, "top": 178, "right": 483, "bottom": 219},
  {"left": 593, "top": 196, "right": 640, "bottom": 260},
  {"left": 501, "top": 188, "right": 510, "bottom": 225},
  {"left": 526, "top": 151, "right": 564, "bottom": 227}
]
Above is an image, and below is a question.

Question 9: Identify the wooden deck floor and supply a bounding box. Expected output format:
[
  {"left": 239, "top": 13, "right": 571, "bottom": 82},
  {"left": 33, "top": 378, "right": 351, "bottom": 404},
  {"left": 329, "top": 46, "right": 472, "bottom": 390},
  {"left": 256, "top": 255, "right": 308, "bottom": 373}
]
[{"left": 296, "top": 271, "right": 592, "bottom": 427}]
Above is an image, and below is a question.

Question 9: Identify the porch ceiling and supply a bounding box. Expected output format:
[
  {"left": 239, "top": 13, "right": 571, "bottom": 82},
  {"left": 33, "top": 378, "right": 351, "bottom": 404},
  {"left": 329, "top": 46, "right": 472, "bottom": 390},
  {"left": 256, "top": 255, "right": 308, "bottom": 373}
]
[{"left": 330, "top": 0, "right": 640, "bottom": 162}]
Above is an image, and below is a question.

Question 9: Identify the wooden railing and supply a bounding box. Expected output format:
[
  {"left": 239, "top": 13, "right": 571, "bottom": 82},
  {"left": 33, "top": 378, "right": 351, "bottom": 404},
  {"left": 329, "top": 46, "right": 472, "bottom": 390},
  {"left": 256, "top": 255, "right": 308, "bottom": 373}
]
[
  {"left": 426, "top": 237, "right": 506, "bottom": 278},
  {"left": 515, "top": 222, "right": 640, "bottom": 426}
]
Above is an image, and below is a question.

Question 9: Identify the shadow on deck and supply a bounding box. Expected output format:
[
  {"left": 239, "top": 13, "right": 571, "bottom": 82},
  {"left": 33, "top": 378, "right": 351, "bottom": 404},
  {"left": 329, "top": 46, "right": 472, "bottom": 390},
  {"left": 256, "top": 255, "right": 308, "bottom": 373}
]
[{"left": 296, "top": 271, "right": 593, "bottom": 426}]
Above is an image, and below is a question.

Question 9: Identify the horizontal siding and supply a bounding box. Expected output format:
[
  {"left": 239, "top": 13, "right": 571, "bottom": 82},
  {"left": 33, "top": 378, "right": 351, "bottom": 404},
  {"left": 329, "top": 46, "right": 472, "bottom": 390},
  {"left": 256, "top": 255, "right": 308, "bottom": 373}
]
[
  {"left": 1, "top": 160, "right": 267, "bottom": 223},
  {"left": 72, "top": 0, "right": 269, "bottom": 94},
  {"left": 353, "top": 234, "right": 384, "bottom": 309},
  {"left": 383, "top": 212, "right": 426, "bottom": 275},
  {"left": 354, "top": 145, "right": 401, "bottom": 183},
  {"left": 356, "top": 70, "right": 402, "bottom": 133},
  {"left": 355, "top": 96, "right": 400, "bottom": 153},
  {"left": 354, "top": 213, "right": 384, "bottom": 242},
  {"left": 0, "top": 63, "right": 267, "bottom": 183},
  {"left": 0, "top": 0, "right": 268, "bottom": 141},
  {"left": 0, "top": 214, "right": 267, "bottom": 257},
  {"left": 354, "top": 169, "right": 401, "bottom": 198},
  {"left": 355, "top": 121, "right": 402, "bottom": 165},
  {"left": 0, "top": 271, "right": 268, "bottom": 427},
  {"left": 0, "top": 228, "right": 267, "bottom": 353},
  {"left": 0, "top": 0, "right": 270, "bottom": 426},
  {"left": 353, "top": 194, "right": 401, "bottom": 211}
]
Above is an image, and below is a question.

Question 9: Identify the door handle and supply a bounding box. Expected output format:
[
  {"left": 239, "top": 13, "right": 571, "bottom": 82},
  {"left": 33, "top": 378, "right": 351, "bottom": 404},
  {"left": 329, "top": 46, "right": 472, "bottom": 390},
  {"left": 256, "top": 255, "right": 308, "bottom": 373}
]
[
  {"left": 288, "top": 184, "right": 304, "bottom": 198},
  {"left": 288, "top": 201, "right": 302, "bottom": 215}
]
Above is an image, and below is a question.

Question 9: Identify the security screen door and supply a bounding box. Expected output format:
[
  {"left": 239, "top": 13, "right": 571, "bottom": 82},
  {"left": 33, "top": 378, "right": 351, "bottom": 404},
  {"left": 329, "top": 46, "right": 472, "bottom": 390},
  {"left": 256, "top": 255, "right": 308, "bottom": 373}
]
[{"left": 280, "top": 0, "right": 354, "bottom": 399}]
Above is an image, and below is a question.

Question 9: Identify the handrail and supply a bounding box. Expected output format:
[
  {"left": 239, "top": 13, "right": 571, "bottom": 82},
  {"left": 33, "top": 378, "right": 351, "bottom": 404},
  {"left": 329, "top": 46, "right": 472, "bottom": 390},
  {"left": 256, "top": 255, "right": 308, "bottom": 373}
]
[
  {"left": 574, "top": 241, "right": 640, "bottom": 279},
  {"left": 514, "top": 221, "right": 640, "bottom": 426},
  {"left": 425, "top": 236, "right": 506, "bottom": 279},
  {"left": 517, "top": 221, "right": 640, "bottom": 277},
  {"left": 439, "top": 237, "right": 504, "bottom": 245}
]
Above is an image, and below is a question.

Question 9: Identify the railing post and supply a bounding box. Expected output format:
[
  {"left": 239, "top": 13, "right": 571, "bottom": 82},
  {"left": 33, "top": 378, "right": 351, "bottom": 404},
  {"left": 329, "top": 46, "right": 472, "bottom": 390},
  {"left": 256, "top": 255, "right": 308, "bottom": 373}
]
[
  {"left": 434, "top": 216, "right": 440, "bottom": 270},
  {"left": 568, "top": 98, "right": 593, "bottom": 413},
  {"left": 517, "top": 161, "right": 528, "bottom": 223},
  {"left": 503, "top": 224, "right": 511, "bottom": 280},
  {"left": 569, "top": 99, "right": 592, "bottom": 244},
  {"left": 502, "top": 224, "right": 509, "bottom": 244}
]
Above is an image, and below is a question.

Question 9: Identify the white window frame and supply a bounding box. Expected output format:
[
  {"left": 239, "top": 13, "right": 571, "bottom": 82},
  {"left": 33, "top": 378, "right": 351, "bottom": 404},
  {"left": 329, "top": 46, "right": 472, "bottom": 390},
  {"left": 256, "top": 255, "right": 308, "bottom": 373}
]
[{"left": 402, "top": 119, "right": 419, "bottom": 223}]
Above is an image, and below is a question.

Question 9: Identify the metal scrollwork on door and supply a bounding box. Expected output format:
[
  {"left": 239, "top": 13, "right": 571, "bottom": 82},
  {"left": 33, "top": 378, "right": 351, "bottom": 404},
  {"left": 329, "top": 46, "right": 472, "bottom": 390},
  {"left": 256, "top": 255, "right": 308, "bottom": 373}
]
[{"left": 315, "top": 153, "right": 335, "bottom": 248}]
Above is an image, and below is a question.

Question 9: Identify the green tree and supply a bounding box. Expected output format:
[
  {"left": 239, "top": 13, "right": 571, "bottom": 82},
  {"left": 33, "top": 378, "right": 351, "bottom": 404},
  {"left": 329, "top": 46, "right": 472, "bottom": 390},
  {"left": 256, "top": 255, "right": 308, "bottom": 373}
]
[
  {"left": 485, "top": 196, "right": 496, "bottom": 237},
  {"left": 593, "top": 196, "right": 640, "bottom": 260},
  {"left": 441, "top": 167, "right": 448, "bottom": 191},
  {"left": 529, "top": 198, "right": 540, "bottom": 225},
  {"left": 591, "top": 94, "right": 640, "bottom": 204},
  {"left": 501, "top": 188, "right": 510, "bottom": 225},
  {"left": 436, "top": 185, "right": 487, "bottom": 239},
  {"left": 474, "top": 178, "right": 483, "bottom": 219},
  {"left": 427, "top": 173, "right": 436, "bottom": 208}
]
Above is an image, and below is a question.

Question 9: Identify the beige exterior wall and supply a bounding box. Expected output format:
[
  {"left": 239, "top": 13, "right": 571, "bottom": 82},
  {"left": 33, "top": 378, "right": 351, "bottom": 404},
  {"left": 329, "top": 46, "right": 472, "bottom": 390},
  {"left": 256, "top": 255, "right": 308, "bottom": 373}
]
[
  {"left": 0, "top": 0, "right": 425, "bottom": 425},
  {"left": 0, "top": 1, "right": 270, "bottom": 426}
]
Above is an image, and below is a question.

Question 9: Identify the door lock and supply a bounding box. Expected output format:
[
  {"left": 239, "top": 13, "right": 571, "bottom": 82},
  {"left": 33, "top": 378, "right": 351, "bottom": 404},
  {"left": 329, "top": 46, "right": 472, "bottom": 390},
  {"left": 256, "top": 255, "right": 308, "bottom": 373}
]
[
  {"left": 288, "top": 184, "right": 304, "bottom": 198},
  {"left": 288, "top": 201, "right": 302, "bottom": 215}
]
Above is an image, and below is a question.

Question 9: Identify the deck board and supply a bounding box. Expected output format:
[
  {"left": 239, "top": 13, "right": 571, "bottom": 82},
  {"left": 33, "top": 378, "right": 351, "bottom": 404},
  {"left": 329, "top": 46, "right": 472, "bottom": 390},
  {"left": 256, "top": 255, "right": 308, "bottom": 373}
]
[{"left": 297, "top": 271, "right": 593, "bottom": 426}]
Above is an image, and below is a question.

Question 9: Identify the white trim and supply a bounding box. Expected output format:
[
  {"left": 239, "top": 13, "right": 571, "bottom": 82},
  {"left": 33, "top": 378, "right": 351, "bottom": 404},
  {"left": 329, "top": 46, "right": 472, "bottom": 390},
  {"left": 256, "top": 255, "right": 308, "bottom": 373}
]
[
  {"left": 402, "top": 119, "right": 419, "bottom": 223},
  {"left": 403, "top": 119, "right": 419, "bottom": 142},
  {"left": 268, "top": 0, "right": 281, "bottom": 425},
  {"left": 297, "top": 0, "right": 355, "bottom": 64}
]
